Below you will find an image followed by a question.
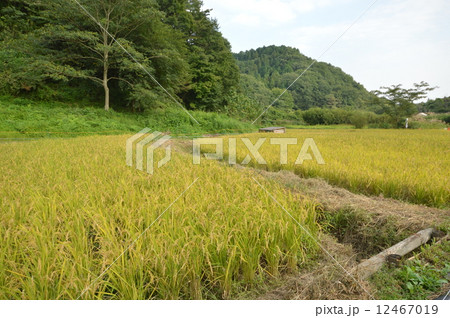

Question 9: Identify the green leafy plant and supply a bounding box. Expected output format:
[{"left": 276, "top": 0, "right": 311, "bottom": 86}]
[{"left": 372, "top": 241, "right": 450, "bottom": 300}]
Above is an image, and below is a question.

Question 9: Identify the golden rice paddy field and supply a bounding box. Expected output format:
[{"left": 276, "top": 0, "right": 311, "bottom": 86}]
[
  {"left": 215, "top": 129, "right": 450, "bottom": 208},
  {"left": 0, "top": 135, "right": 320, "bottom": 299},
  {"left": 1, "top": 129, "right": 448, "bottom": 300}
]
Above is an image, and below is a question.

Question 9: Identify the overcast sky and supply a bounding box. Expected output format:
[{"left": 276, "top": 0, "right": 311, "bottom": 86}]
[{"left": 202, "top": 0, "right": 450, "bottom": 99}]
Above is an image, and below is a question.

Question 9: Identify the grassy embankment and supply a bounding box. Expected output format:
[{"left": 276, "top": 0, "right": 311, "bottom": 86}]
[{"left": 0, "top": 96, "right": 256, "bottom": 139}]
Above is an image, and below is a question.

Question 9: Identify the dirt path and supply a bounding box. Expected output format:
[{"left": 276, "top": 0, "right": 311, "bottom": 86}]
[{"left": 254, "top": 169, "right": 449, "bottom": 232}]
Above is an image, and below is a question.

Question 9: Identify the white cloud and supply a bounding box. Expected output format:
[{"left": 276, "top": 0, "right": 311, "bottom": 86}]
[
  {"left": 286, "top": 0, "right": 450, "bottom": 97},
  {"left": 287, "top": 0, "right": 335, "bottom": 14},
  {"left": 203, "top": 0, "right": 450, "bottom": 98},
  {"left": 205, "top": 0, "right": 342, "bottom": 27},
  {"left": 208, "top": 0, "right": 295, "bottom": 27},
  {"left": 231, "top": 13, "right": 262, "bottom": 27}
]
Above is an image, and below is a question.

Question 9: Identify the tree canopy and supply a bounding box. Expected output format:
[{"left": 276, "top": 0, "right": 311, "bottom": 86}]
[
  {"left": 0, "top": 0, "right": 239, "bottom": 111},
  {"left": 1, "top": 2, "right": 443, "bottom": 126},
  {"left": 419, "top": 96, "right": 450, "bottom": 113},
  {"left": 372, "top": 82, "right": 436, "bottom": 126}
]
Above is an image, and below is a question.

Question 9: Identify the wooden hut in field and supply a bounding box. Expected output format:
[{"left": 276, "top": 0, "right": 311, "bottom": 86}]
[{"left": 258, "top": 127, "right": 286, "bottom": 133}]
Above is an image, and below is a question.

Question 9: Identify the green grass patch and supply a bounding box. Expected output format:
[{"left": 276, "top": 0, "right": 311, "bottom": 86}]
[
  {"left": 285, "top": 124, "right": 354, "bottom": 129},
  {"left": 410, "top": 121, "right": 448, "bottom": 129},
  {"left": 0, "top": 96, "right": 256, "bottom": 139},
  {"left": 371, "top": 240, "right": 450, "bottom": 300}
]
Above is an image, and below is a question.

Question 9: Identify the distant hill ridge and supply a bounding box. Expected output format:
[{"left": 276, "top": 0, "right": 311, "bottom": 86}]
[{"left": 234, "top": 45, "right": 373, "bottom": 111}]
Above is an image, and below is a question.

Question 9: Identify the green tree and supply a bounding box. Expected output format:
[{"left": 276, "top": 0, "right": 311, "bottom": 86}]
[
  {"left": 324, "top": 93, "right": 338, "bottom": 108},
  {"left": 41, "top": 0, "right": 189, "bottom": 111},
  {"left": 372, "top": 82, "right": 436, "bottom": 127},
  {"left": 270, "top": 88, "right": 295, "bottom": 110},
  {"left": 0, "top": 0, "right": 190, "bottom": 111},
  {"left": 0, "top": 1, "right": 36, "bottom": 38},
  {"left": 350, "top": 112, "right": 368, "bottom": 129},
  {"left": 157, "top": 0, "right": 239, "bottom": 111},
  {"left": 420, "top": 96, "right": 450, "bottom": 113},
  {"left": 238, "top": 74, "right": 272, "bottom": 106}
]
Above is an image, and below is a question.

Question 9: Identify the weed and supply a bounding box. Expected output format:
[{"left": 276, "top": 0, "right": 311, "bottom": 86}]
[
  {"left": 321, "top": 208, "right": 404, "bottom": 258},
  {"left": 371, "top": 240, "right": 450, "bottom": 299}
]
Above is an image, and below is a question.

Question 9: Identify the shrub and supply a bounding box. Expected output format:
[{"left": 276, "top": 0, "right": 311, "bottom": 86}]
[
  {"left": 301, "top": 108, "right": 377, "bottom": 126},
  {"left": 408, "top": 121, "right": 420, "bottom": 129},
  {"left": 331, "top": 108, "right": 352, "bottom": 124},
  {"left": 440, "top": 115, "right": 450, "bottom": 124},
  {"left": 350, "top": 112, "right": 368, "bottom": 129},
  {"left": 302, "top": 108, "right": 328, "bottom": 125}
]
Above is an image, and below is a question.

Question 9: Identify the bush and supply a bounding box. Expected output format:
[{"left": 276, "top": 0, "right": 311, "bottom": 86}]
[
  {"left": 350, "top": 112, "right": 368, "bottom": 129},
  {"left": 440, "top": 115, "right": 450, "bottom": 124},
  {"left": 331, "top": 108, "right": 352, "bottom": 124},
  {"left": 301, "top": 108, "right": 378, "bottom": 126},
  {"left": 408, "top": 121, "right": 420, "bottom": 129},
  {"left": 302, "top": 108, "right": 330, "bottom": 125},
  {"left": 368, "top": 114, "right": 393, "bottom": 128}
]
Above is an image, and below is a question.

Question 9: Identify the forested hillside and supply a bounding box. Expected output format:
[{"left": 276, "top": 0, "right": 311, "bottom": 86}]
[
  {"left": 235, "top": 46, "right": 374, "bottom": 111},
  {"left": 0, "top": 0, "right": 238, "bottom": 112}
]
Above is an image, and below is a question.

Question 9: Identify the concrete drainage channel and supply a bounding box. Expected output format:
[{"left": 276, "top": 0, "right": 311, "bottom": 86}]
[{"left": 357, "top": 228, "right": 448, "bottom": 300}]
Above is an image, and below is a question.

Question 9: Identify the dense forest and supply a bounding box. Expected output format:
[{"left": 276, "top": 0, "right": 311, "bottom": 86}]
[
  {"left": 0, "top": 0, "right": 375, "bottom": 114},
  {"left": 234, "top": 46, "right": 374, "bottom": 111},
  {"left": 0, "top": 0, "right": 238, "bottom": 112}
]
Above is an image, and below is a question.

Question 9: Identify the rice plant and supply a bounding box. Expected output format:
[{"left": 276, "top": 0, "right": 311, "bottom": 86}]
[
  {"left": 0, "top": 135, "right": 320, "bottom": 299},
  {"left": 216, "top": 129, "right": 450, "bottom": 207}
]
